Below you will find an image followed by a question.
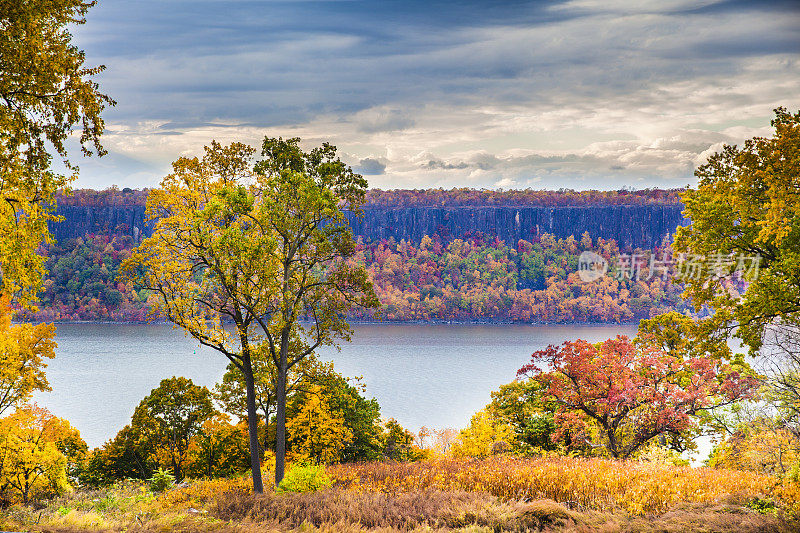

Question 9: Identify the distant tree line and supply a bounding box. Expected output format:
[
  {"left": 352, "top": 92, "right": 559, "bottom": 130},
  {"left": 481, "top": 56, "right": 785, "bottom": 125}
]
[{"left": 55, "top": 186, "right": 683, "bottom": 208}]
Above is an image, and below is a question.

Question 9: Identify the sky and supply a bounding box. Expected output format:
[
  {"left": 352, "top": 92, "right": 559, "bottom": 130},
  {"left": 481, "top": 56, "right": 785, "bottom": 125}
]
[{"left": 69, "top": 0, "right": 800, "bottom": 191}]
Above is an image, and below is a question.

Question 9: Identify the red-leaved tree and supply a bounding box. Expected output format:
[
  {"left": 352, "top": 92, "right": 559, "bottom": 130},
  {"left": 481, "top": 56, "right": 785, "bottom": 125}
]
[{"left": 517, "top": 336, "right": 758, "bottom": 458}]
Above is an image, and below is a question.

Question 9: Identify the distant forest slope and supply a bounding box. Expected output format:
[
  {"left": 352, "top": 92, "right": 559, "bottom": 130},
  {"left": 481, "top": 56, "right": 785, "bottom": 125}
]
[
  {"left": 50, "top": 188, "right": 687, "bottom": 249},
  {"left": 26, "top": 188, "right": 695, "bottom": 323}
]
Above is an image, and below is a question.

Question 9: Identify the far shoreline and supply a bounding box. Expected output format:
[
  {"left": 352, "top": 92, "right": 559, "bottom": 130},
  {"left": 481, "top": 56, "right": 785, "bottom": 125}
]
[{"left": 28, "top": 318, "right": 643, "bottom": 327}]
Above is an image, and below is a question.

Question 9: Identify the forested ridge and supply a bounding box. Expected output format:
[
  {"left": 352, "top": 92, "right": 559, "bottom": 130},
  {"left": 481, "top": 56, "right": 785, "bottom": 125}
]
[
  {"left": 30, "top": 188, "right": 691, "bottom": 323},
  {"left": 26, "top": 228, "right": 686, "bottom": 323},
  {"left": 56, "top": 187, "right": 683, "bottom": 207}
]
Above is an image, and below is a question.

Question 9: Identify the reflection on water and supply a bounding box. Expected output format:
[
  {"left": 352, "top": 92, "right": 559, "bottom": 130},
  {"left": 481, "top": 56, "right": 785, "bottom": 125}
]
[{"left": 35, "top": 322, "right": 637, "bottom": 448}]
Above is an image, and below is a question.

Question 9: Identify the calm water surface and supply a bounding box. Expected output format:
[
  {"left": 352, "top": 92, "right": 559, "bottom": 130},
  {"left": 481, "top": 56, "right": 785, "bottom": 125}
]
[{"left": 35, "top": 323, "right": 636, "bottom": 448}]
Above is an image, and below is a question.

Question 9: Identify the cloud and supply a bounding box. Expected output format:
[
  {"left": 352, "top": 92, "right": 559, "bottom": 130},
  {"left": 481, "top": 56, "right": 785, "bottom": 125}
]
[
  {"left": 70, "top": 0, "right": 800, "bottom": 189},
  {"left": 423, "top": 158, "right": 470, "bottom": 170},
  {"left": 355, "top": 157, "right": 387, "bottom": 175},
  {"left": 353, "top": 107, "right": 415, "bottom": 134}
]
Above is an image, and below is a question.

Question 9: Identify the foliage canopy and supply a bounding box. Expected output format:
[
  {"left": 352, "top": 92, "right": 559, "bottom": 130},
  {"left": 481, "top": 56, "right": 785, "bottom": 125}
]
[
  {"left": 122, "top": 138, "right": 378, "bottom": 490},
  {"left": 518, "top": 335, "right": 759, "bottom": 458},
  {"left": 0, "top": 0, "right": 113, "bottom": 305},
  {"left": 674, "top": 108, "right": 800, "bottom": 355},
  {"left": 0, "top": 296, "right": 56, "bottom": 416},
  {"left": 130, "top": 377, "right": 216, "bottom": 482}
]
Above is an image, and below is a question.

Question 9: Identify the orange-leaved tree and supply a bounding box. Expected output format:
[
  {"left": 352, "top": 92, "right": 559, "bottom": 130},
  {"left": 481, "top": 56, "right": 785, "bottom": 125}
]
[{"left": 518, "top": 335, "right": 759, "bottom": 458}]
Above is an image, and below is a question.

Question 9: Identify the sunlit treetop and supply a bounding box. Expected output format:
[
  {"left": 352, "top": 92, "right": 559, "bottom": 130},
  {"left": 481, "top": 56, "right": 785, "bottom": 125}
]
[{"left": 675, "top": 108, "right": 800, "bottom": 355}]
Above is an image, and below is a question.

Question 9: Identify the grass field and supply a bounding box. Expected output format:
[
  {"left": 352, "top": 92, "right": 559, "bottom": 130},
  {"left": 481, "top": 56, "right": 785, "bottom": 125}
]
[{"left": 2, "top": 457, "right": 797, "bottom": 532}]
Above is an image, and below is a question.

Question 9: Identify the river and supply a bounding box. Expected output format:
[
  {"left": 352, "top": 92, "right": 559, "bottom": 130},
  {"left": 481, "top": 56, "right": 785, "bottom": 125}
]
[{"left": 35, "top": 323, "right": 637, "bottom": 448}]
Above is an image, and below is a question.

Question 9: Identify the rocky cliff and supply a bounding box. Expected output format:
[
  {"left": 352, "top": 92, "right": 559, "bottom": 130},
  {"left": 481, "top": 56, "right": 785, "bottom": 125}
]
[
  {"left": 50, "top": 204, "right": 154, "bottom": 244},
  {"left": 345, "top": 204, "right": 686, "bottom": 249},
  {"left": 50, "top": 203, "right": 687, "bottom": 249}
]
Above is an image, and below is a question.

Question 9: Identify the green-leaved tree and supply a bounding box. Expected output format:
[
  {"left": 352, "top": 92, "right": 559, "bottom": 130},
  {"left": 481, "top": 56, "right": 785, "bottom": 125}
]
[
  {"left": 122, "top": 138, "right": 378, "bottom": 491},
  {"left": 674, "top": 108, "right": 800, "bottom": 355},
  {"left": 130, "top": 377, "right": 215, "bottom": 482}
]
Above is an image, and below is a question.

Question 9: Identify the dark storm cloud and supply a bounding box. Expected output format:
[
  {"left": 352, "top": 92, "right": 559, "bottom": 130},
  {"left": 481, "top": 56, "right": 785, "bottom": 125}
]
[{"left": 73, "top": 0, "right": 604, "bottom": 124}]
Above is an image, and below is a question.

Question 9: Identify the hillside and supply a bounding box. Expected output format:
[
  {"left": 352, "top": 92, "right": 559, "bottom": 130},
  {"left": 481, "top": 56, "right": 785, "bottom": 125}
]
[
  {"left": 28, "top": 188, "right": 692, "bottom": 323},
  {"left": 50, "top": 188, "right": 687, "bottom": 249}
]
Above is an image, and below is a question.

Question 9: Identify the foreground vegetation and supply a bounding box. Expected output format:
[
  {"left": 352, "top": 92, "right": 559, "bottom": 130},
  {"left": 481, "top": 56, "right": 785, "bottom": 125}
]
[{"left": 1, "top": 457, "right": 797, "bottom": 532}]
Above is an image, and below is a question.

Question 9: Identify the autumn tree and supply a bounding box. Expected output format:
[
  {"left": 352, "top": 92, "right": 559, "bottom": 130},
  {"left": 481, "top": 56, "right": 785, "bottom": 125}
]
[
  {"left": 1, "top": 0, "right": 113, "bottom": 306},
  {"left": 763, "top": 327, "right": 800, "bottom": 449},
  {"left": 380, "top": 418, "right": 424, "bottom": 461},
  {"left": 129, "top": 377, "right": 215, "bottom": 482},
  {"left": 252, "top": 136, "right": 378, "bottom": 482},
  {"left": 0, "top": 297, "right": 56, "bottom": 415},
  {"left": 79, "top": 424, "right": 154, "bottom": 485},
  {"left": 518, "top": 336, "right": 759, "bottom": 458},
  {"left": 707, "top": 326, "right": 800, "bottom": 475},
  {"left": 708, "top": 415, "right": 800, "bottom": 474},
  {"left": 485, "top": 378, "right": 558, "bottom": 453},
  {"left": 0, "top": 6, "right": 110, "bottom": 493},
  {"left": 122, "top": 138, "right": 377, "bottom": 490},
  {"left": 286, "top": 384, "right": 352, "bottom": 464},
  {"left": 300, "top": 366, "right": 383, "bottom": 462},
  {"left": 0, "top": 405, "right": 82, "bottom": 503},
  {"left": 451, "top": 408, "right": 514, "bottom": 458},
  {"left": 674, "top": 108, "right": 800, "bottom": 356},
  {"left": 214, "top": 354, "right": 327, "bottom": 453},
  {"left": 185, "top": 415, "right": 251, "bottom": 479}
]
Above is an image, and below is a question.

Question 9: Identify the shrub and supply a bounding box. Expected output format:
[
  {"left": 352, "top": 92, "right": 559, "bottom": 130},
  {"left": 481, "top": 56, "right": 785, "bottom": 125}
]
[
  {"left": 278, "top": 463, "right": 332, "bottom": 493},
  {"left": 637, "top": 443, "right": 689, "bottom": 466},
  {"left": 746, "top": 497, "right": 778, "bottom": 515},
  {"left": 148, "top": 467, "right": 174, "bottom": 493}
]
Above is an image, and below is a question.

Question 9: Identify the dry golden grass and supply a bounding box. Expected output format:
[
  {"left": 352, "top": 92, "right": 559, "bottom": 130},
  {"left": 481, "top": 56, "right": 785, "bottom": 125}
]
[
  {"left": 329, "top": 456, "right": 799, "bottom": 516},
  {"left": 2, "top": 457, "right": 798, "bottom": 532}
]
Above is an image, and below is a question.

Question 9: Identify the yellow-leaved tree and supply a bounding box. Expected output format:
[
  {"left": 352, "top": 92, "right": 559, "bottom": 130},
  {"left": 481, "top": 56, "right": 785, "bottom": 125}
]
[
  {"left": 121, "top": 138, "right": 378, "bottom": 491},
  {"left": 0, "top": 405, "right": 84, "bottom": 504},
  {"left": 1, "top": 0, "right": 114, "bottom": 306},
  {"left": 451, "top": 408, "right": 514, "bottom": 458},
  {"left": 674, "top": 107, "right": 800, "bottom": 355},
  {"left": 287, "top": 384, "right": 353, "bottom": 464},
  {"left": 0, "top": 297, "right": 56, "bottom": 415},
  {"left": 0, "top": 5, "right": 112, "bottom": 491}
]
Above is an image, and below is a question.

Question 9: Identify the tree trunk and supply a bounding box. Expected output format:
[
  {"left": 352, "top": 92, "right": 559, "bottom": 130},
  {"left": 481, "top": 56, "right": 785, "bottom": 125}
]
[
  {"left": 607, "top": 428, "right": 619, "bottom": 458},
  {"left": 260, "top": 402, "right": 272, "bottom": 454},
  {"left": 243, "top": 354, "right": 264, "bottom": 493},
  {"left": 172, "top": 456, "right": 181, "bottom": 482},
  {"left": 171, "top": 436, "right": 182, "bottom": 481},
  {"left": 275, "top": 358, "right": 287, "bottom": 486}
]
